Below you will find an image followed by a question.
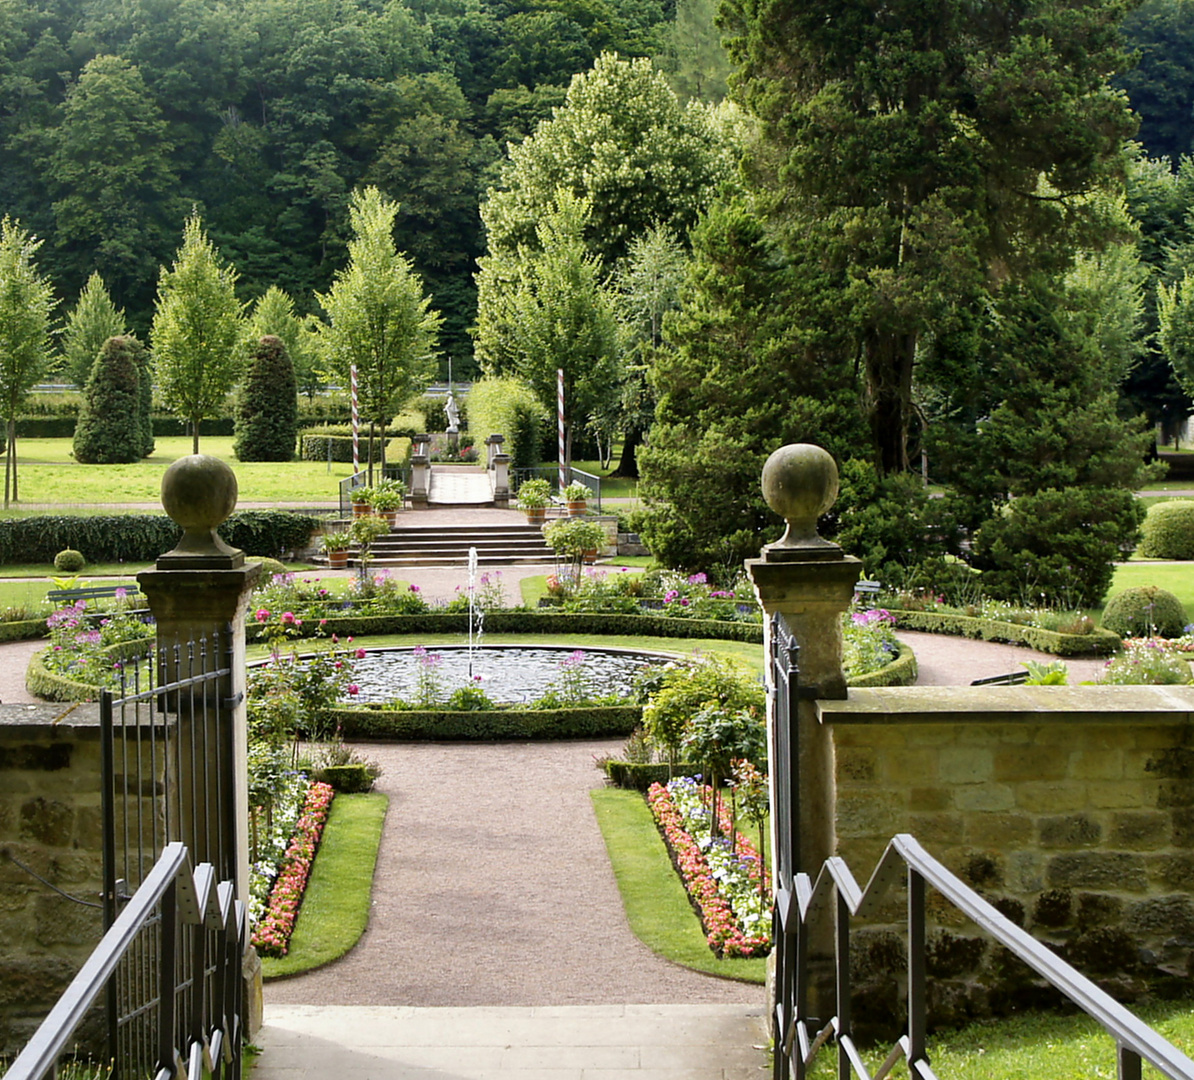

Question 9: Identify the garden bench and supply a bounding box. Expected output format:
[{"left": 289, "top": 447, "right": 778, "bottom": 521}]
[
  {"left": 45, "top": 583, "right": 143, "bottom": 607},
  {"left": 970, "top": 670, "right": 1028, "bottom": 686},
  {"left": 854, "top": 580, "right": 882, "bottom": 600}
]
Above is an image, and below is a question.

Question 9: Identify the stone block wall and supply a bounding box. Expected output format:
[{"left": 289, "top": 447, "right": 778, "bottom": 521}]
[
  {"left": 0, "top": 703, "right": 106, "bottom": 1056},
  {"left": 819, "top": 685, "right": 1194, "bottom": 1030}
]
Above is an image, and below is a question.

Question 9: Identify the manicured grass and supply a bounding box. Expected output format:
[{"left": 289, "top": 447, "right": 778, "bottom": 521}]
[
  {"left": 569, "top": 458, "right": 640, "bottom": 501},
  {"left": 804, "top": 998, "right": 1194, "bottom": 1078},
  {"left": 261, "top": 791, "right": 388, "bottom": 979},
  {"left": 1103, "top": 563, "right": 1194, "bottom": 622},
  {"left": 3, "top": 436, "right": 354, "bottom": 505},
  {"left": 590, "top": 787, "right": 767, "bottom": 984}
]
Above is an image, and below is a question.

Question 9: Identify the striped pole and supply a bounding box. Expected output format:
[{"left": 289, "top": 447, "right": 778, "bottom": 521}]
[
  {"left": 557, "top": 368, "right": 566, "bottom": 491},
  {"left": 350, "top": 364, "right": 360, "bottom": 474}
]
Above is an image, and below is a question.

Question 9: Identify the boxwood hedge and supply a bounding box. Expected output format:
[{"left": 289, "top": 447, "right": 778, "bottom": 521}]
[
  {"left": 887, "top": 609, "right": 1120, "bottom": 656},
  {"left": 331, "top": 704, "right": 641, "bottom": 740}
]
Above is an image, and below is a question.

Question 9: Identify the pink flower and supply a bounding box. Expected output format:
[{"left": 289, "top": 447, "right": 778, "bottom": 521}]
[
  {"left": 409, "top": 584, "right": 420, "bottom": 593},
  {"left": 331, "top": 633, "right": 339, "bottom": 644},
  {"left": 255, "top": 608, "right": 270, "bottom": 622},
  {"left": 355, "top": 648, "right": 366, "bottom": 659},
  {"left": 282, "top": 612, "right": 296, "bottom": 625},
  {"left": 347, "top": 683, "right": 360, "bottom": 696}
]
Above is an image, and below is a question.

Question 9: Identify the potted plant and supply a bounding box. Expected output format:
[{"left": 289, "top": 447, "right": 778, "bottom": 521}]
[
  {"left": 544, "top": 517, "right": 606, "bottom": 583},
  {"left": 517, "top": 477, "right": 553, "bottom": 524},
  {"left": 562, "top": 480, "right": 589, "bottom": 516},
  {"left": 369, "top": 479, "right": 406, "bottom": 524},
  {"left": 322, "top": 530, "right": 353, "bottom": 569},
  {"left": 349, "top": 485, "right": 373, "bottom": 518}
]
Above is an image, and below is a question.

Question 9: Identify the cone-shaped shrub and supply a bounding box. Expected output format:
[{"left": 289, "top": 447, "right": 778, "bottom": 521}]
[
  {"left": 234, "top": 335, "right": 297, "bottom": 461},
  {"left": 72, "top": 335, "right": 145, "bottom": 464}
]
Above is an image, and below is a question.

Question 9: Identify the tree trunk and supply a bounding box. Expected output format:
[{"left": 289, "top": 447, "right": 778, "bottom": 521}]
[
  {"left": 864, "top": 329, "right": 918, "bottom": 475},
  {"left": 191, "top": 418, "right": 200, "bottom": 456},
  {"left": 611, "top": 427, "right": 641, "bottom": 479},
  {"left": 4, "top": 417, "right": 11, "bottom": 508},
  {"left": 10, "top": 422, "right": 17, "bottom": 503},
  {"left": 367, "top": 422, "right": 376, "bottom": 485}
]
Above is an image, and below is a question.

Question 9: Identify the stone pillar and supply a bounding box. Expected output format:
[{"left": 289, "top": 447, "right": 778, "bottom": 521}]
[
  {"left": 410, "top": 454, "right": 430, "bottom": 506},
  {"left": 492, "top": 452, "right": 510, "bottom": 507},
  {"left": 745, "top": 444, "right": 860, "bottom": 1017},
  {"left": 485, "top": 433, "right": 505, "bottom": 470},
  {"left": 136, "top": 457, "right": 261, "bottom": 900},
  {"left": 136, "top": 456, "right": 263, "bottom": 1036}
]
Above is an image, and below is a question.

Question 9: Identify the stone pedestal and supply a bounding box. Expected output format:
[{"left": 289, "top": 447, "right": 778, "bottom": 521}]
[{"left": 745, "top": 443, "right": 861, "bottom": 1023}]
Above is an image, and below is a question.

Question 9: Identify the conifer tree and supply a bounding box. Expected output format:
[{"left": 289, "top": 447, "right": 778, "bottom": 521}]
[
  {"left": 73, "top": 335, "right": 143, "bottom": 464},
  {"left": 60, "top": 272, "right": 127, "bottom": 389},
  {"left": 234, "top": 336, "right": 298, "bottom": 462}
]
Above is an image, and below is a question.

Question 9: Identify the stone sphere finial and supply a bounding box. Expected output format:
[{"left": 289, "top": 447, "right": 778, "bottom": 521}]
[
  {"left": 158, "top": 455, "right": 244, "bottom": 568},
  {"left": 761, "top": 443, "right": 842, "bottom": 560}
]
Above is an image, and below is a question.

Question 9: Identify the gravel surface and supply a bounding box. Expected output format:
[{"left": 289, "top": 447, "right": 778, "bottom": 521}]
[{"left": 264, "top": 740, "right": 761, "bottom": 1007}]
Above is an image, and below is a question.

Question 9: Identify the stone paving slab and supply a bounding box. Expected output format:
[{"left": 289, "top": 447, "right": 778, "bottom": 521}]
[{"left": 253, "top": 1004, "right": 769, "bottom": 1080}]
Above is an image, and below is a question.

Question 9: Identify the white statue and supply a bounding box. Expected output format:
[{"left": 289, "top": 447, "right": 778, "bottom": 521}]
[{"left": 445, "top": 392, "right": 460, "bottom": 434}]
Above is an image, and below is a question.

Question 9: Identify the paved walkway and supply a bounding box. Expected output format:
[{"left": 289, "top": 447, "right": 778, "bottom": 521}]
[{"left": 428, "top": 465, "right": 494, "bottom": 506}]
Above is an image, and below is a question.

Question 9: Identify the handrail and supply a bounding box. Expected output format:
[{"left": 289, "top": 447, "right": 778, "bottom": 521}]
[
  {"left": 5, "top": 842, "right": 243, "bottom": 1080},
  {"left": 783, "top": 834, "right": 1194, "bottom": 1080}
]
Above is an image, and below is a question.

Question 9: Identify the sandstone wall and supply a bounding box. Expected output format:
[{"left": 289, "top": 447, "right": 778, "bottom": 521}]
[
  {"left": 0, "top": 704, "right": 105, "bottom": 1056},
  {"left": 819, "top": 685, "right": 1194, "bottom": 1030}
]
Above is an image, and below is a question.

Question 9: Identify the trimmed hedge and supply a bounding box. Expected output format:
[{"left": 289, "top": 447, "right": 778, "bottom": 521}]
[
  {"left": 0, "top": 618, "right": 49, "bottom": 643},
  {"left": 847, "top": 642, "right": 918, "bottom": 688},
  {"left": 602, "top": 761, "right": 699, "bottom": 790},
  {"left": 26, "top": 638, "right": 153, "bottom": 702},
  {"left": 245, "top": 610, "right": 765, "bottom": 644},
  {"left": 0, "top": 510, "right": 317, "bottom": 564},
  {"left": 1137, "top": 500, "right": 1194, "bottom": 560},
  {"left": 331, "top": 704, "right": 641, "bottom": 740},
  {"left": 887, "top": 609, "right": 1121, "bottom": 656},
  {"left": 299, "top": 430, "right": 412, "bottom": 466}
]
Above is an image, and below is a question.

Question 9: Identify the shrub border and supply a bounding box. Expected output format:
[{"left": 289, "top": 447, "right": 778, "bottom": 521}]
[
  {"left": 887, "top": 609, "right": 1121, "bottom": 657},
  {"left": 847, "top": 642, "right": 918, "bottom": 688},
  {"left": 330, "top": 703, "right": 642, "bottom": 740}
]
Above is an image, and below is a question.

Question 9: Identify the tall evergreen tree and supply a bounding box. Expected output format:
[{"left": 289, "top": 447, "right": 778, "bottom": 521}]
[
  {"left": 73, "top": 335, "right": 144, "bottom": 464},
  {"left": 722, "top": 0, "right": 1140, "bottom": 474},
  {"left": 234, "top": 335, "right": 298, "bottom": 462}
]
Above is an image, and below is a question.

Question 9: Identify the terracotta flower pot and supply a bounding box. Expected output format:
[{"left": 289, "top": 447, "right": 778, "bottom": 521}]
[
  {"left": 327, "top": 550, "right": 349, "bottom": 569},
  {"left": 352, "top": 502, "right": 370, "bottom": 518},
  {"left": 525, "top": 507, "right": 547, "bottom": 524},
  {"left": 567, "top": 500, "right": 587, "bottom": 517}
]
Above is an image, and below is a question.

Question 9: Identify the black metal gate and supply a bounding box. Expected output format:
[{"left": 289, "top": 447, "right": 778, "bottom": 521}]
[
  {"left": 99, "top": 632, "right": 239, "bottom": 1079},
  {"left": 769, "top": 611, "right": 801, "bottom": 1080}
]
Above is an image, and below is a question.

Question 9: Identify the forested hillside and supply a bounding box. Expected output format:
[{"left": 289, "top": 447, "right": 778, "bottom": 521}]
[{"left": 0, "top": 0, "right": 700, "bottom": 370}]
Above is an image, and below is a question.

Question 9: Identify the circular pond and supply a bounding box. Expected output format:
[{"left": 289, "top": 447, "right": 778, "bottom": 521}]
[{"left": 345, "top": 645, "right": 679, "bottom": 705}]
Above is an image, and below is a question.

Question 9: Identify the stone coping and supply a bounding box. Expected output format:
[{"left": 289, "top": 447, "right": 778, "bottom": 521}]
[
  {"left": 0, "top": 701, "right": 102, "bottom": 730},
  {"left": 818, "top": 684, "right": 1194, "bottom": 724}
]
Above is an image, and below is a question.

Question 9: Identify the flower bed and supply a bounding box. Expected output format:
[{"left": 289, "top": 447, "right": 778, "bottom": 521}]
[
  {"left": 647, "top": 778, "right": 771, "bottom": 958},
  {"left": 251, "top": 781, "right": 335, "bottom": 957}
]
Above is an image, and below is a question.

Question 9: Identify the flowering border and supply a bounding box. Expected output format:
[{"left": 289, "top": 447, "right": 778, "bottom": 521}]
[
  {"left": 646, "top": 781, "right": 771, "bottom": 958},
  {"left": 251, "top": 781, "right": 335, "bottom": 957}
]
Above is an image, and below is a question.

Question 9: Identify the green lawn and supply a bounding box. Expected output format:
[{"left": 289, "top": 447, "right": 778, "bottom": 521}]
[
  {"left": 590, "top": 787, "right": 768, "bottom": 984},
  {"left": 262, "top": 791, "right": 388, "bottom": 979},
  {"left": 2, "top": 436, "right": 354, "bottom": 506},
  {"left": 1103, "top": 562, "right": 1194, "bottom": 623}
]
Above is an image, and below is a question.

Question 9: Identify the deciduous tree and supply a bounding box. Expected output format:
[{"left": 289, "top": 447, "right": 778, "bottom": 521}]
[
  {"left": 60, "top": 272, "right": 127, "bottom": 390},
  {"left": 151, "top": 212, "right": 245, "bottom": 454}
]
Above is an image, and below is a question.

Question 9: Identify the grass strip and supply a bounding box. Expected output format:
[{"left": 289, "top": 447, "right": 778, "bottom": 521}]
[
  {"left": 262, "top": 791, "right": 388, "bottom": 980},
  {"left": 590, "top": 787, "right": 766, "bottom": 984}
]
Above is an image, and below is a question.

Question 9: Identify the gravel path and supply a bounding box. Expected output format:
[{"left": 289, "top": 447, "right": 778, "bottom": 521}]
[{"left": 264, "top": 740, "right": 760, "bottom": 1007}]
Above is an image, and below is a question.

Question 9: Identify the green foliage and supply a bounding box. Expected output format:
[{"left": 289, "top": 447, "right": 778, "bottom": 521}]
[
  {"left": 53, "top": 549, "right": 85, "bottom": 573},
  {"left": 72, "top": 335, "right": 145, "bottom": 464},
  {"left": 60, "top": 273, "right": 127, "bottom": 389},
  {"left": 638, "top": 196, "right": 863, "bottom": 570},
  {"left": 884, "top": 608, "right": 1121, "bottom": 657},
  {"left": 722, "top": 0, "right": 1140, "bottom": 473},
  {"left": 1100, "top": 639, "right": 1193, "bottom": 683},
  {"left": 0, "top": 215, "right": 56, "bottom": 507},
  {"left": 151, "top": 212, "right": 245, "bottom": 452},
  {"left": 1102, "top": 586, "right": 1189, "bottom": 639},
  {"left": 641, "top": 657, "right": 764, "bottom": 762},
  {"left": 317, "top": 186, "right": 441, "bottom": 468},
  {"left": 0, "top": 510, "right": 316, "bottom": 565},
  {"left": 1022, "top": 660, "right": 1069, "bottom": 686},
  {"left": 235, "top": 336, "right": 298, "bottom": 462},
  {"left": 255, "top": 557, "right": 288, "bottom": 580},
  {"left": 515, "top": 477, "right": 553, "bottom": 509},
  {"left": 465, "top": 377, "right": 545, "bottom": 469},
  {"left": 1118, "top": 0, "right": 1194, "bottom": 161},
  {"left": 474, "top": 192, "right": 620, "bottom": 467},
  {"left": 1158, "top": 272, "right": 1194, "bottom": 399},
  {"left": 481, "top": 53, "right": 739, "bottom": 266},
  {"left": 333, "top": 704, "right": 642, "bottom": 740},
  {"left": 298, "top": 430, "right": 407, "bottom": 463},
  {"left": 248, "top": 287, "right": 322, "bottom": 400},
  {"left": 1139, "top": 500, "right": 1194, "bottom": 559},
  {"left": 544, "top": 516, "right": 606, "bottom": 580},
  {"left": 972, "top": 488, "right": 1144, "bottom": 609}
]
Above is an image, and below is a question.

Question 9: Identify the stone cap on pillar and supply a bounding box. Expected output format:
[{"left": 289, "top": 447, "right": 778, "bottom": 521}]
[
  {"left": 155, "top": 454, "right": 245, "bottom": 570},
  {"left": 758, "top": 443, "right": 843, "bottom": 562}
]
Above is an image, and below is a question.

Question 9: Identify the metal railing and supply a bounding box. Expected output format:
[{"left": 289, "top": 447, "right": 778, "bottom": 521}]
[
  {"left": 337, "top": 464, "right": 408, "bottom": 517},
  {"left": 4, "top": 842, "right": 245, "bottom": 1080},
  {"left": 511, "top": 466, "right": 603, "bottom": 511},
  {"left": 778, "top": 833, "right": 1194, "bottom": 1080}
]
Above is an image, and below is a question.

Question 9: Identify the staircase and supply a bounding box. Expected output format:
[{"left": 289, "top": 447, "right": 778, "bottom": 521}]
[{"left": 366, "top": 522, "right": 554, "bottom": 567}]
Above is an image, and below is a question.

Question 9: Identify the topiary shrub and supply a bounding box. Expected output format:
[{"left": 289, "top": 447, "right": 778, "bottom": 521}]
[
  {"left": 72, "top": 335, "right": 145, "bottom": 464},
  {"left": 971, "top": 486, "right": 1144, "bottom": 609},
  {"left": 54, "top": 548, "right": 85, "bottom": 572},
  {"left": 1101, "top": 586, "right": 1188, "bottom": 639},
  {"left": 234, "top": 336, "right": 298, "bottom": 461},
  {"left": 1138, "top": 501, "right": 1194, "bottom": 560},
  {"left": 255, "top": 557, "right": 288, "bottom": 580}
]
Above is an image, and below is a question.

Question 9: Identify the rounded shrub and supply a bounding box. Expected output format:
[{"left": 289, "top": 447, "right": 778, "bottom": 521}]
[
  {"left": 1102, "top": 586, "right": 1188, "bottom": 639},
  {"left": 54, "top": 548, "right": 85, "bottom": 572},
  {"left": 255, "top": 557, "right": 288, "bottom": 580},
  {"left": 1138, "top": 500, "right": 1194, "bottom": 560}
]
